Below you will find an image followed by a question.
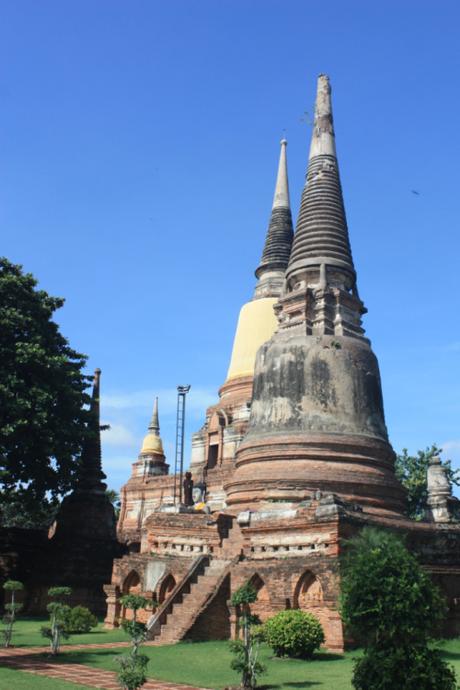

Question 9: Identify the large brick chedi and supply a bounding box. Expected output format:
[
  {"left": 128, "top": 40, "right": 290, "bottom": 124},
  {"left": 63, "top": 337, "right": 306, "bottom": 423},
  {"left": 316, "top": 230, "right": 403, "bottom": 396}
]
[
  {"left": 226, "top": 75, "right": 406, "bottom": 516},
  {"left": 107, "top": 76, "right": 460, "bottom": 650}
]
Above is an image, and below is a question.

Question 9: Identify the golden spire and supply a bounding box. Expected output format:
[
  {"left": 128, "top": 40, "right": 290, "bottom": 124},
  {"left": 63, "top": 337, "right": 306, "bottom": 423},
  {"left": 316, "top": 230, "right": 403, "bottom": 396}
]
[{"left": 140, "top": 397, "right": 164, "bottom": 455}]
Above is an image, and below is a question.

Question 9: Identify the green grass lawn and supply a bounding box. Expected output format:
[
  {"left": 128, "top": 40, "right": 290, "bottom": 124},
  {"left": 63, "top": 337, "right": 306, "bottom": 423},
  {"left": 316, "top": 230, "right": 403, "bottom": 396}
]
[
  {"left": 58, "top": 641, "right": 357, "bottom": 689},
  {"left": 6, "top": 616, "right": 129, "bottom": 647},
  {"left": 2, "top": 619, "right": 460, "bottom": 690}
]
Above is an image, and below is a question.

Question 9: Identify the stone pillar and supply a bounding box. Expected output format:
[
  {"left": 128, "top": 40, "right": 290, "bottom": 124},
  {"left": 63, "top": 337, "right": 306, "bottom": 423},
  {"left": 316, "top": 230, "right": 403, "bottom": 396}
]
[{"left": 104, "top": 585, "right": 121, "bottom": 628}]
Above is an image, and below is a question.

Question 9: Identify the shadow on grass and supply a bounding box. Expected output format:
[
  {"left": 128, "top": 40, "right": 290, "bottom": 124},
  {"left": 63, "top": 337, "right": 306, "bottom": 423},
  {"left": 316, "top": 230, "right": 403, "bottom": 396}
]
[
  {"left": 257, "top": 680, "right": 322, "bottom": 690},
  {"left": 312, "top": 652, "right": 344, "bottom": 662},
  {"left": 268, "top": 652, "right": 344, "bottom": 663},
  {"left": 37, "top": 649, "right": 119, "bottom": 665}
]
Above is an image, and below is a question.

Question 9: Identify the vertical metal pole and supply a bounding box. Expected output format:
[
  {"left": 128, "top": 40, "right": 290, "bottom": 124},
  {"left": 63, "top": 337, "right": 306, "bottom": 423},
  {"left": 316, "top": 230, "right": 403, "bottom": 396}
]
[
  {"left": 173, "top": 385, "right": 190, "bottom": 506},
  {"left": 173, "top": 394, "right": 180, "bottom": 504},
  {"left": 179, "top": 392, "right": 186, "bottom": 504}
]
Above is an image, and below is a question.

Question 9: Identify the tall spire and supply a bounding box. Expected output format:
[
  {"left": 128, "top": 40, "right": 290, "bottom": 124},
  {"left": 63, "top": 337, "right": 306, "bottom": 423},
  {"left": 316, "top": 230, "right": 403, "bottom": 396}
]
[
  {"left": 78, "top": 368, "right": 107, "bottom": 493},
  {"left": 255, "top": 139, "right": 294, "bottom": 286},
  {"left": 227, "top": 75, "right": 406, "bottom": 518},
  {"left": 286, "top": 74, "right": 355, "bottom": 286},
  {"left": 272, "top": 138, "right": 290, "bottom": 208},
  {"left": 225, "top": 139, "right": 292, "bottom": 382},
  {"left": 148, "top": 397, "right": 160, "bottom": 435}
]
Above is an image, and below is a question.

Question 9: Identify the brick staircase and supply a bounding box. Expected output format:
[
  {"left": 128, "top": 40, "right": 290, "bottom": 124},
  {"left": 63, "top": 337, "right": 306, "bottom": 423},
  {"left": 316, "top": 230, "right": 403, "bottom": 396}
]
[{"left": 147, "top": 558, "right": 231, "bottom": 644}]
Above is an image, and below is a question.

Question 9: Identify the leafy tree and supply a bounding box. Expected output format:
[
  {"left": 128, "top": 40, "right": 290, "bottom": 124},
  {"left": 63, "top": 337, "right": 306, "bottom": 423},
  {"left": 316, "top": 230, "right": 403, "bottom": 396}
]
[
  {"left": 263, "top": 609, "right": 324, "bottom": 659},
  {"left": 0, "top": 498, "right": 59, "bottom": 530},
  {"left": 395, "top": 444, "right": 460, "bottom": 520},
  {"left": 230, "top": 583, "right": 265, "bottom": 690},
  {"left": 2, "top": 579, "right": 24, "bottom": 647},
  {"left": 340, "top": 528, "right": 456, "bottom": 689},
  {"left": 106, "top": 489, "right": 121, "bottom": 520},
  {"left": 0, "top": 258, "right": 92, "bottom": 525},
  {"left": 352, "top": 645, "right": 457, "bottom": 690},
  {"left": 116, "top": 594, "right": 155, "bottom": 690},
  {"left": 41, "top": 586, "right": 72, "bottom": 655}
]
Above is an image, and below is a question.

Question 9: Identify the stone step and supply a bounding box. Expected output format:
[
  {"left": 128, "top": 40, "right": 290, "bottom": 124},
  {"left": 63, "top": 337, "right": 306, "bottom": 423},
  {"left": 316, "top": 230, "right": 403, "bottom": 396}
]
[{"left": 156, "top": 560, "right": 230, "bottom": 644}]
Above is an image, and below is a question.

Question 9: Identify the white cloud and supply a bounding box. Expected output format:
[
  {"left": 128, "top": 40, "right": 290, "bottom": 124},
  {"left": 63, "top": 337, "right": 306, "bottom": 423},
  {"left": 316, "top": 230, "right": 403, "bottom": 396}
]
[
  {"left": 101, "top": 454, "right": 134, "bottom": 469},
  {"left": 101, "top": 387, "right": 216, "bottom": 416},
  {"left": 102, "top": 423, "right": 137, "bottom": 448},
  {"left": 442, "top": 440, "right": 460, "bottom": 455},
  {"left": 441, "top": 440, "right": 460, "bottom": 473}
]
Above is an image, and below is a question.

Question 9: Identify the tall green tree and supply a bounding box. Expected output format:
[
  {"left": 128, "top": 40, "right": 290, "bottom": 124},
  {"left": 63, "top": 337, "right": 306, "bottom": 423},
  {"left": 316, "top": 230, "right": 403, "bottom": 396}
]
[
  {"left": 340, "top": 528, "right": 456, "bottom": 690},
  {"left": 395, "top": 444, "right": 460, "bottom": 520},
  {"left": 0, "top": 257, "right": 91, "bottom": 525}
]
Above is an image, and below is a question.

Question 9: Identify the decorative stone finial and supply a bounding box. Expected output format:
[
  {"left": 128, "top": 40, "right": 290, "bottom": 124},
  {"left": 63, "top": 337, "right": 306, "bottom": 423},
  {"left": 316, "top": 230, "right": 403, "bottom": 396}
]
[
  {"left": 309, "top": 74, "right": 337, "bottom": 159},
  {"left": 272, "top": 138, "right": 290, "bottom": 209},
  {"left": 427, "top": 456, "right": 459, "bottom": 523}
]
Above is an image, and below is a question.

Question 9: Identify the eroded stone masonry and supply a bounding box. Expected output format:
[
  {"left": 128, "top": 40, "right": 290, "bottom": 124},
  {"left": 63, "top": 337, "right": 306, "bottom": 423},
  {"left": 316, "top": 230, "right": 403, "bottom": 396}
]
[{"left": 104, "top": 75, "right": 460, "bottom": 651}]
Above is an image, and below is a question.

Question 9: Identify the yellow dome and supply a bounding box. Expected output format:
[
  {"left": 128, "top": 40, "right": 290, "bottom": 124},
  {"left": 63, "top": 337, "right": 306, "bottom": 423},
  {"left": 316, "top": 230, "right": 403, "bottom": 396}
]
[
  {"left": 226, "top": 297, "right": 278, "bottom": 380},
  {"left": 140, "top": 433, "right": 164, "bottom": 455}
]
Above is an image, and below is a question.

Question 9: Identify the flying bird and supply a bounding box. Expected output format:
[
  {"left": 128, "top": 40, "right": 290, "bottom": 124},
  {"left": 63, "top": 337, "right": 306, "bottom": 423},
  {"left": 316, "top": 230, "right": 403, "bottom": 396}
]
[
  {"left": 411, "top": 190, "right": 420, "bottom": 196},
  {"left": 300, "top": 111, "right": 314, "bottom": 126}
]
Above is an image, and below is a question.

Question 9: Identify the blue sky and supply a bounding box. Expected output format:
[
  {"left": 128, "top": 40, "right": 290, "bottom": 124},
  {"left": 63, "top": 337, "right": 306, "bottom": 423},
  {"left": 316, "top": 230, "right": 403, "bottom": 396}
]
[{"left": 1, "top": 1, "right": 459, "bottom": 492}]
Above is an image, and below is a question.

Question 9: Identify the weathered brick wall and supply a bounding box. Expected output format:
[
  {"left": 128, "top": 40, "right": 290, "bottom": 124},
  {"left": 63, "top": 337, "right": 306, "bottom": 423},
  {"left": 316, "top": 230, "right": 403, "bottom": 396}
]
[{"left": 230, "top": 555, "right": 343, "bottom": 651}]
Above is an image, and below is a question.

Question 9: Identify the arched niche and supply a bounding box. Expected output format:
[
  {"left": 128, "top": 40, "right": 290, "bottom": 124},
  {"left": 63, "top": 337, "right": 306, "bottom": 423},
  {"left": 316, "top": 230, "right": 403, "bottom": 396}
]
[
  {"left": 120, "top": 570, "right": 143, "bottom": 622},
  {"left": 158, "top": 573, "right": 176, "bottom": 604},
  {"left": 293, "top": 570, "right": 324, "bottom": 609},
  {"left": 122, "top": 570, "right": 141, "bottom": 596},
  {"left": 247, "top": 573, "right": 270, "bottom": 622}
]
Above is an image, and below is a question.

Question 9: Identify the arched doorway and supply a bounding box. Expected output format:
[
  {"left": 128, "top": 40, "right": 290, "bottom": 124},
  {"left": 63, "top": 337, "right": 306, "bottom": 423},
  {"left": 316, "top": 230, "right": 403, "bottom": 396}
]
[
  {"left": 248, "top": 573, "right": 271, "bottom": 623},
  {"left": 159, "top": 574, "right": 176, "bottom": 604}
]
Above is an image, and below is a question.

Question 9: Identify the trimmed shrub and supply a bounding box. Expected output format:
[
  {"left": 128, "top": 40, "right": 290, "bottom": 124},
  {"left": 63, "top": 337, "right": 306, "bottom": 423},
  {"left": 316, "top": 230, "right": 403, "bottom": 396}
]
[
  {"left": 116, "top": 653, "right": 149, "bottom": 690},
  {"left": 263, "top": 609, "right": 325, "bottom": 659},
  {"left": 41, "top": 586, "right": 73, "bottom": 655},
  {"left": 2, "top": 579, "right": 24, "bottom": 647},
  {"left": 64, "top": 606, "right": 98, "bottom": 634},
  {"left": 353, "top": 645, "right": 457, "bottom": 690},
  {"left": 229, "top": 583, "right": 265, "bottom": 689}
]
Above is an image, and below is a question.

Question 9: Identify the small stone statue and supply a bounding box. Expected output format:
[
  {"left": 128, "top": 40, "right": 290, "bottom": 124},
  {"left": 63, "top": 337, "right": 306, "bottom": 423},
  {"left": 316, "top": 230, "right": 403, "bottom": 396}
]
[
  {"left": 192, "top": 477, "right": 207, "bottom": 505},
  {"left": 183, "top": 471, "right": 194, "bottom": 507}
]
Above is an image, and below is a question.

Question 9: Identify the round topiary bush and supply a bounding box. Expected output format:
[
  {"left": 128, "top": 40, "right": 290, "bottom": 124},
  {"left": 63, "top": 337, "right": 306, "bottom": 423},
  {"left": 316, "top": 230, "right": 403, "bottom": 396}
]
[
  {"left": 64, "top": 606, "right": 98, "bottom": 634},
  {"left": 263, "top": 609, "right": 325, "bottom": 659}
]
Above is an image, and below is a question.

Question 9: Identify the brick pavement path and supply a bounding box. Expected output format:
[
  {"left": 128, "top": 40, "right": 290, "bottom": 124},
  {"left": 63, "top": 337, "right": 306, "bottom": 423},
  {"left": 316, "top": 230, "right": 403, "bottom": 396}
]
[{"left": 0, "top": 644, "right": 210, "bottom": 690}]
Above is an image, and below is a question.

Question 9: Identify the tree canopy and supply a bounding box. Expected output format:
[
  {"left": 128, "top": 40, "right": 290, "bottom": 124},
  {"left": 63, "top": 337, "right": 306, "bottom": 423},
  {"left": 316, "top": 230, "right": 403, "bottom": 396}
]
[
  {"left": 395, "top": 444, "right": 460, "bottom": 520},
  {"left": 0, "top": 257, "right": 91, "bottom": 525},
  {"left": 340, "top": 528, "right": 446, "bottom": 647},
  {"left": 340, "top": 528, "right": 456, "bottom": 689}
]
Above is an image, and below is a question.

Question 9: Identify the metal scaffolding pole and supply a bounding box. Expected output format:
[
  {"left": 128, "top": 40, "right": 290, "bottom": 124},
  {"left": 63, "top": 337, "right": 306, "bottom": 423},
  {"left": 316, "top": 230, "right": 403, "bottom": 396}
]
[{"left": 173, "top": 384, "right": 191, "bottom": 505}]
